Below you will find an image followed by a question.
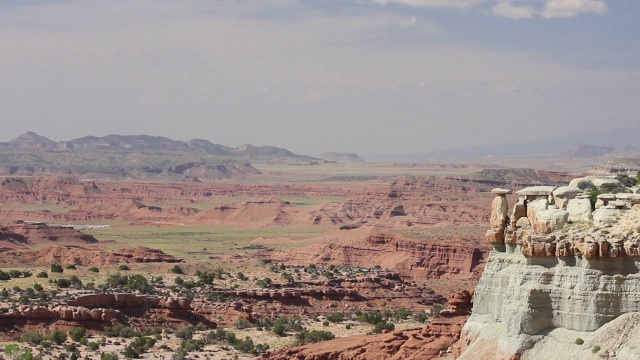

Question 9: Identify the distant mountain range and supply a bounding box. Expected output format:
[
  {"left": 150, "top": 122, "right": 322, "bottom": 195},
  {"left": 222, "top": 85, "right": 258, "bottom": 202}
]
[
  {"left": 363, "top": 127, "right": 640, "bottom": 161},
  {"left": 0, "top": 132, "right": 323, "bottom": 181},
  {"left": 0, "top": 132, "right": 317, "bottom": 159}
]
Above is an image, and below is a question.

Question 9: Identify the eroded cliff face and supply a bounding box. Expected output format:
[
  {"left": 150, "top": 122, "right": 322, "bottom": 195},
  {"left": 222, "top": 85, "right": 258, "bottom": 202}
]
[
  {"left": 261, "top": 233, "right": 488, "bottom": 280},
  {"left": 458, "top": 178, "right": 640, "bottom": 360},
  {"left": 457, "top": 248, "right": 640, "bottom": 359}
]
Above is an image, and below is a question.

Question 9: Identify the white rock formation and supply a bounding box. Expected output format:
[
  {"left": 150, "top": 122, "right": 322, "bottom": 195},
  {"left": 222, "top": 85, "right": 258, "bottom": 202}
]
[
  {"left": 566, "top": 198, "right": 592, "bottom": 222},
  {"left": 592, "top": 206, "right": 619, "bottom": 225},
  {"left": 458, "top": 250, "right": 640, "bottom": 359}
]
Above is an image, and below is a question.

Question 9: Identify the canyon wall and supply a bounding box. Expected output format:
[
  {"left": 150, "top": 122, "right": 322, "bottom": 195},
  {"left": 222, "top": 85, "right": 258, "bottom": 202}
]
[{"left": 261, "top": 233, "right": 488, "bottom": 280}]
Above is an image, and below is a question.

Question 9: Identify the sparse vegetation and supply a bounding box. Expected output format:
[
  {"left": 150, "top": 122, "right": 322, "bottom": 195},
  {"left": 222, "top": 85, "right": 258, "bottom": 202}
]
[{"left": 294, "top": 330, "right": 335, "bottom": 345}]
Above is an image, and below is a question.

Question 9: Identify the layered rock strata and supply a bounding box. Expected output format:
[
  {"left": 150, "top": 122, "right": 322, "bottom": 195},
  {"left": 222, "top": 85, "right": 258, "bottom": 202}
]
[
  {"left": 460, "top": 178, "right": 640, "bottom": 359},
  {"left": 259, "top": 289, "right": 473, "bottom": 360}
]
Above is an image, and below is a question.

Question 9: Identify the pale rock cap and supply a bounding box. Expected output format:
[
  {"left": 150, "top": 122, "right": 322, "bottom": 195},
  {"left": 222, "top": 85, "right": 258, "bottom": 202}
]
[
  {"left": 492, "top": 188, "right": 512, "bottom": 195},
  {"left": 552, "top": 186, "right": 583, "bottom": 197},
  {"left": 615, "top": 193, "right": 640, "bottom": 200},
  {"left": 516, "top": 186, "right": 556, "bottom": 196},
  {"left": 597, "top": 194, "right": 617, "bottom": 201}
]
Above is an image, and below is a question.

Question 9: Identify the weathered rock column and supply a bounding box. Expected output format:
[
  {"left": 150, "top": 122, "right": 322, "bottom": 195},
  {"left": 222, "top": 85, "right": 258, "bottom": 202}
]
[{"left": 485, "top": 188, "right": 511, "bottom": 243}]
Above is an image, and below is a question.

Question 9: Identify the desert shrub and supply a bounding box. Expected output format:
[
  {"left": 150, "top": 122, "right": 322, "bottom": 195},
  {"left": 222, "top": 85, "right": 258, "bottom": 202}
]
[
  {"left": 20, "top": 331, "right": 44, "bottom": 345},
  {"left": 4, "top": 343, "right": 34, "bottom": 360},
  {"left": 326, "top": 312, "right": 345, "bottom": 323},
  {"left": 357, "top": 310, "right": 383, "bottom": 324},
  {"left": 0, "top": 270, "right": 11, "bottom": 281},
  {"left": 430, "top": 304, "right": 443, "bottom": 317},
  {"left": 282, "top": 272, "right": 294, "bottom": 283},
  {"left": 414, "top": 311, "right": 429, "bottom": 323},
  {"left": 393, "top": 308, "right": 412, "bottom": 320},
  {"left": 9, "top": 269, "right": 23, "bottom": 278},
  {"left": 50, "top": 264, "right": 64, "bottom": 273},
  {"left": 123, "top": 336, "right": 155, "bottom": 358},
  {"left": 294, "top": 330, "right": 335, "bottom": 345},
  {"left": 255, "top": 278, "right": 272, "bottom": 288},
  {"left": 234, "top": 336, "right": 255, "bottom": 353},
  {"left": 88, "top": 341, "right": 100, "bottom": 351},
  {"left": 576, "top": 338, "right": 584, "bottom": 345},
  {"left": 170, "top": 265, "right": 184, "bottom": 274},
  {"left": 255, "top": 316, "right": 273, "bottom": 330},
  {"left": 69, "top": 275, "right": 82, "bottom": 286},
  {"left": 345, "top": 324, "right": 352, "bottom": 329},
  {"left": 237, "top": 272, "right": 246, "bottom": 280},
  {"left": 66, "top": 264, "right": 77, "bottom": 270},
  {"left": 48, "top": 329, "right": 67, "bottom": 345},
  {"left": 576, "top": 180, "right": 595, "bottom": 191},
  {"left": 175, "top": 326, "right": 196, "bottom": 340},
  {"left": 272, "top": 316, "right": 303, "bottom": 336},
  {"left": 592, "top": 345, "right": 601, "bottom": 353},
  {"left": 180, "top": 339, "right": 205, "bottom": 352},
  {"left": 235, "top": 317, "right": 251, "bottom": 329},
  {"left": 36, "top": 271, "right": 48, "bottom": 278},
  {"left": 104, "top": 274, "right": 153, "bottom": 293},
  {"left": 195, "top": 270, "right": 215, "bottom": 285},
  {"left": 100, "top": 353, "right": 119, "bottom": 360},
  {"left": 372, "top": 321, "right": 394, "bottom": 334},
  {"left": 616, "top": 174, "right": 637, "bottom": 187},
  {"left": 88, "top": 267, "right": 99, "bottom": 273},
  {"left": 118, "top": 264, "right": 130, "bottom": 271},
  {"left": 56, "top": 278, "right": 72, "bottom": 288},
  {"left": 69, "top": 327, "right": 86, "bottom": 342},
  {"left": 103, "top": 324, "right": 138, "bottom": 338},
  {"left": 33, "top": 283, "right": 43, "bottom": 292}
]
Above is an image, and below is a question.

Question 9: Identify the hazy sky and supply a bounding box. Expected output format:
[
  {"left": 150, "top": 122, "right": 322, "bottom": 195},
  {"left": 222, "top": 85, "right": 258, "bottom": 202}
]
[{"left": 0, "top": 0, "right": 638, "bottom": 155}]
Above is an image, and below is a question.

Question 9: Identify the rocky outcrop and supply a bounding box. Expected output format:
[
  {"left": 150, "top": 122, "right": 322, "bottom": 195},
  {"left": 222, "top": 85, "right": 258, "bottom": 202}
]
[
  {"left": 0, "top": 221, "right": 98, "bottom": 248},
  {"left": 261, "top": 233, "right": 488, "bottom": 280},
  {"left": 1, "top": 305, "right": 117, "bottom": 323},
  {"left": 258, "top": 289, "right": 473, "bottom": 360},
  {"left": 259, "top": 319, "right": 467, "bottom": 360},
  {"left": 457, "top": 180, "right": 640, "bottom": 359},
  {"left": 1, "top": 245, "right": 181, "bottom": 267},
  {"left": 0, "top": 294, "right": 193, "bottom": 329}
]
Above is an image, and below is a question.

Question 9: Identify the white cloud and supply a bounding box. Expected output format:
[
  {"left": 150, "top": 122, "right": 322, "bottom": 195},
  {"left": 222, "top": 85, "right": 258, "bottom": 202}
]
[
  {"left": 492, "top": 2, "right": 535, "bottom": 19},
  {"left": 370, "top": 0, "right": 486, "bottom": 9},
  {"left": 542, "top": 0, "right": 608, "bottom": 18}
]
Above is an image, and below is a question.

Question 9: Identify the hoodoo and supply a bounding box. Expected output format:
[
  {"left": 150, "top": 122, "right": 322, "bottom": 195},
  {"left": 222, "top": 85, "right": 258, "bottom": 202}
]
[{"left": 459, "top": 176, "right": 640, "bottom": 359}]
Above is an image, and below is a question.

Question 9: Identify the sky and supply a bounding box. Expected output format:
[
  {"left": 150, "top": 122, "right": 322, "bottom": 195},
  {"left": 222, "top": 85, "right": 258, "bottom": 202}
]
[{"left": 0, "top": 0, "right": 638, "bottom": 156}]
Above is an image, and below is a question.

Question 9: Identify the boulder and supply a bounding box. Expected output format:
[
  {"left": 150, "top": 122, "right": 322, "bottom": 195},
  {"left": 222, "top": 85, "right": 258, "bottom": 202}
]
[
  {"left": 533, "top": 206, "right": 569, "bottom": 233},
  {"left": 526, "top": 198, "right": 549, "bottom": 228},
  {"left": 592, "top": 206, "right": 619, "bottom": 226},
  {"left": 511, "top": 200, "right": 527, "bottom": 228},
  {"left": 516, "top": 217, "right": 531, "bottom": 228},
  {"left": 566, "top": 198, "right": 592, "bottom": 222}
]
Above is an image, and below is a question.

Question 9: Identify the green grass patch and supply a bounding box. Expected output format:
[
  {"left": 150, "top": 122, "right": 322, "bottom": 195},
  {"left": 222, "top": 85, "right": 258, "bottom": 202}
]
[{"left": 84, "top": 225, "right": 332, "bottom": 260}]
